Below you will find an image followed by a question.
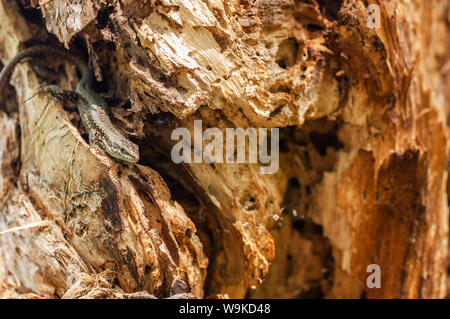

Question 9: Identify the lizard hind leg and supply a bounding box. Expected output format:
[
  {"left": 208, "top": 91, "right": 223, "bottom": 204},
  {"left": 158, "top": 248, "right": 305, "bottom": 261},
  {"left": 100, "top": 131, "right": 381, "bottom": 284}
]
[
  {"left": 42, "top": 85, "right": 82, "bottom": 105},
  {"left": 40, "top": 85, "right": 90, "bottom": 141}
]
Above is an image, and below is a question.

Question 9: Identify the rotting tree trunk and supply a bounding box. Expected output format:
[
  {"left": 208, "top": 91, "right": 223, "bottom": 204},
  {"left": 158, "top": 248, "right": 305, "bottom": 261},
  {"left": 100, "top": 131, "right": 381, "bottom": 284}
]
[{"left": 0, "top": 0, "right": 448, "bottom": 299}]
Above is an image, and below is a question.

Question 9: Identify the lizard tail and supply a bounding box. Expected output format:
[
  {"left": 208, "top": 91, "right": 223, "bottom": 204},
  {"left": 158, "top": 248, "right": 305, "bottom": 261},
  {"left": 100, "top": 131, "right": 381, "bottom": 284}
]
[{"left": 0, "top": 45, "right": 87, "bottom": 93}]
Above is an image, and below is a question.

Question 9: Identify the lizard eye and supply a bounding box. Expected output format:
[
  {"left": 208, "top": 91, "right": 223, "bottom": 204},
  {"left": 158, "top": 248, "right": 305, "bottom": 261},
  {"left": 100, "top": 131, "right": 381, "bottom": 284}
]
[{"left": 105, "top": 140, "right": 139, "bottom": 163}]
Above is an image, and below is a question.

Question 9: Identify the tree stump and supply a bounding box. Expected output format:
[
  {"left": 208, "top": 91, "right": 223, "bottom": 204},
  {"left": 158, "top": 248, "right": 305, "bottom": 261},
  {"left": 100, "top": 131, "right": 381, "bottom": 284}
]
[{"left": 0, "top": 0, "right": 448, "bottom": 299}]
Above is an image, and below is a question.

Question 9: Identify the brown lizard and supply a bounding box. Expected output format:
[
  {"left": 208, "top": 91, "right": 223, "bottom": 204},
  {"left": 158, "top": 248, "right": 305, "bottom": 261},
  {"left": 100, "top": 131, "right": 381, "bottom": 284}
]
[{"left": 0, "top": 45, "right": 139, "bottom": 163}]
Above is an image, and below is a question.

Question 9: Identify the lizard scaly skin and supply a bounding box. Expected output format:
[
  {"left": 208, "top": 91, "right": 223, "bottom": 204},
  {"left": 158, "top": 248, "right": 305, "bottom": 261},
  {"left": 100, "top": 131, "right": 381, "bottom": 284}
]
[{"left": 0, "top": 45, "right": 139, "bottom": 163}]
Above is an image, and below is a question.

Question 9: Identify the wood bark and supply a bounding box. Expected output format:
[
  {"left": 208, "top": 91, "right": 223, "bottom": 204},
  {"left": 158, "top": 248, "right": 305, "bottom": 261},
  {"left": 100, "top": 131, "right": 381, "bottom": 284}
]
[{"left": 0, "top": 0, "right": 448, "bottom": 299}]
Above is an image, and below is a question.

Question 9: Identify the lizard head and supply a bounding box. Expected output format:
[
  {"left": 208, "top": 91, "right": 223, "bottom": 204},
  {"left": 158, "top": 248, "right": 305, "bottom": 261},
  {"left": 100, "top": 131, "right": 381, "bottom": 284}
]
[{"left": 103, "top": 132, "right": 140, "bottom": 163}]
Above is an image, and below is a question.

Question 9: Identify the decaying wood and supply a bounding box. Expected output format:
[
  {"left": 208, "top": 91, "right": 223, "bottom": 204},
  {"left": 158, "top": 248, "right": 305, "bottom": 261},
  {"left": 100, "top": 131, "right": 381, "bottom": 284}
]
[{"left": 0, "top": 0, "right": 448, "bottom": 299}]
